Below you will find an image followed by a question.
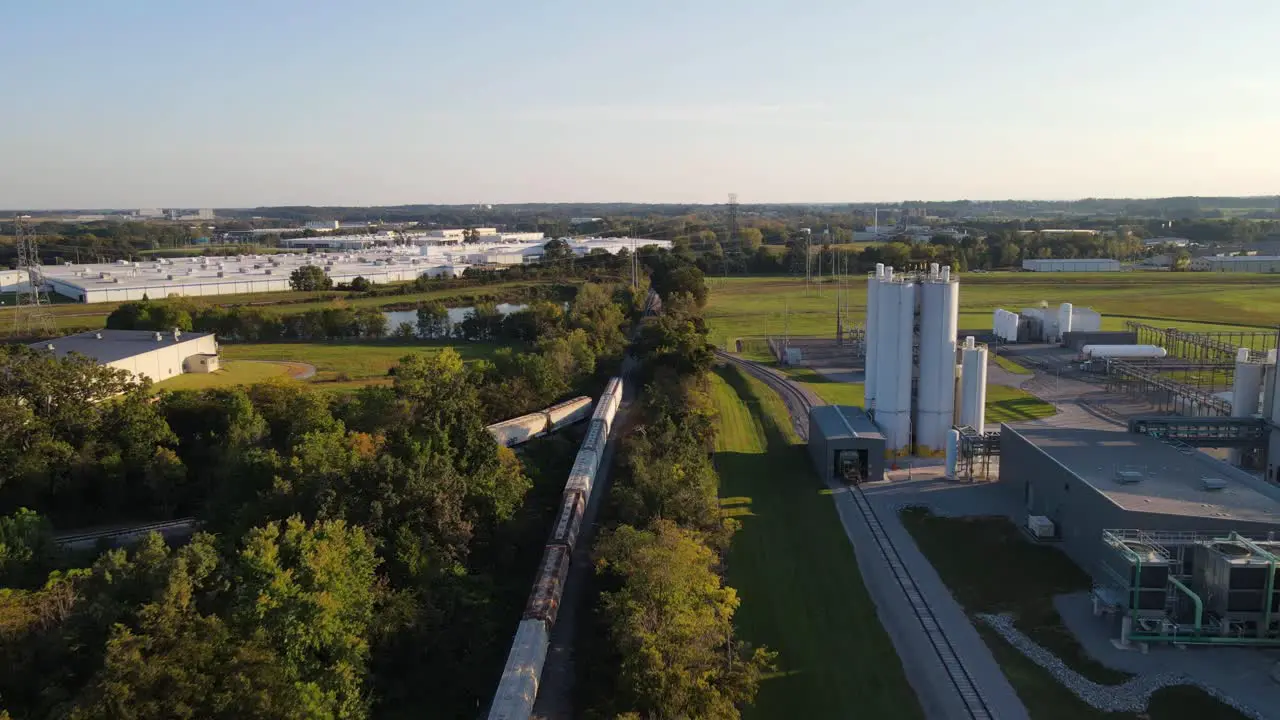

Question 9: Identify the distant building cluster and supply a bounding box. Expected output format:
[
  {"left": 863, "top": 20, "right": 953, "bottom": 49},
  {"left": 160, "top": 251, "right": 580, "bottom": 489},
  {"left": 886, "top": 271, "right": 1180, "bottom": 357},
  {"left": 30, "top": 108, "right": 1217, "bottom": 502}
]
[{"left": 30, "top": 236, "right": 669, "bottom": 304}]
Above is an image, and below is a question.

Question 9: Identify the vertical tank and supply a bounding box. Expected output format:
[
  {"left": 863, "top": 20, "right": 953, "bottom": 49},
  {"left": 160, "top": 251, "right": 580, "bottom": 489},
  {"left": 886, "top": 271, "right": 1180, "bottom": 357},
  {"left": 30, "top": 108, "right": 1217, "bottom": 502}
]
[
  {"left": 1233, "top": 348, "right": 1264, "bottom": 417},
  {"left": 875, "top": 270, "right": 913, "bottom": 454},
  {"left": 1058, "top": 302, "right": 1074, "bottom": 342},
  {"left": 864, "top": 264, "right": 883, "bottom": 409},
  {"left": 960, "top": 336, "right": 988, "bottom": 434},
  {"left": 916, "top": 266, "right": 959, "bottom": 454}
]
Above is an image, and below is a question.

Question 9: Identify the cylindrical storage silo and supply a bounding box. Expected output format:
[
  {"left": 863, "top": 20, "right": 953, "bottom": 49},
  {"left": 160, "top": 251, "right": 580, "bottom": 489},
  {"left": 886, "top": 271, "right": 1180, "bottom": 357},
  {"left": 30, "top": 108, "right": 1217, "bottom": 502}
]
[
  {"left": 945, "top": 428, "right": 960, "bottom": 478},
  {"left": 916, "top": 276, "right": 959, "bottom": 455},
  {"left": 1058, "top": 303, "right": 1074, "bottom": 342},
  {"left": 1233, "top": 351, "right": 1264, "bottom": 418},
  {"left": 864, "top": 265, "right": 882, "bottom": 409},
  {"left": 960, "top": 341, "right": 988, "bottom": 434},
  {"left": 875, "top": 276, "right": 913, "bottom": 454}
]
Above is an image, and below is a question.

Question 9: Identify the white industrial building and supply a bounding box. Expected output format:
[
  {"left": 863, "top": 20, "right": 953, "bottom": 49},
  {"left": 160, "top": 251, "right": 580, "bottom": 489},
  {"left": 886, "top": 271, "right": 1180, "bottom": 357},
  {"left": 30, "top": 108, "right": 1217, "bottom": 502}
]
[
  {"left": 30, "top": 329, "right": 220, "bottom": 384},
  {"left": 865, "top": 263, "right": 988, "bottom": 457},
  {"left": 0, "top": 269, "right": 31, "bottom": 293},
  {"left": 37, "top": 236, "right": 667, "bottom": 304},
  {"left": 1022, "top": 258, "right": 1121, "bottom": 272},
  {"left": 1191, "top": 256, "right": 1280, "bottom": 273}
]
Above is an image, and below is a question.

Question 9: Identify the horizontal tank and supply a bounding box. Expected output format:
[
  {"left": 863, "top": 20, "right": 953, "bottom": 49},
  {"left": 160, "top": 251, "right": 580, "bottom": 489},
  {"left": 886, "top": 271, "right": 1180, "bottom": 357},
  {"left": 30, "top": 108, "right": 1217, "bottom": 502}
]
[{"left": 1081, "top": 344, "right": 1167, "bottom": 359}]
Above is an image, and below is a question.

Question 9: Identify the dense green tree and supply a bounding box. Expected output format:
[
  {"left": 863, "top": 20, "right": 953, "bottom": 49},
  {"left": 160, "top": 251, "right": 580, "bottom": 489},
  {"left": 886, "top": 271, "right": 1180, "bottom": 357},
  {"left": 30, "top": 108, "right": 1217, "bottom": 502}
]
[
  {"left": 288, "top": 265, "right": 333, "bottom": 292},
  {"left": 569, "top": 283, "right": 627, "bottom": 358},
  {"left": 595, "top": 521, "right": 774, "bottom": 720},
  {"left": 414, "top": 301, "right": 450, "bottom": 339}
]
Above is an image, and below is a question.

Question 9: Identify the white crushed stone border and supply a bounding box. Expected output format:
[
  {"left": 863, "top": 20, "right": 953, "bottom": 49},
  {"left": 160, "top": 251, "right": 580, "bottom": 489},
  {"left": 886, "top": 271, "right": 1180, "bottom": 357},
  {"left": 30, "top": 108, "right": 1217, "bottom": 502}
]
[{"left": 978, "top": 612, "right": 1265, "bottom": 719}]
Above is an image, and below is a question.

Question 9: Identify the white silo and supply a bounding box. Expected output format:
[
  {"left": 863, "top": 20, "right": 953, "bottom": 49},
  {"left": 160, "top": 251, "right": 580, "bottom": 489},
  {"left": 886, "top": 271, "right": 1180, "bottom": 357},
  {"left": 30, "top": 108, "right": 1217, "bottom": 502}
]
[
  {"left": 916, "top": 265, "right": 959, "bottom": 454},
  {"left": 864, "top": 264, "right": 883, "bottom": 409},
  {"left": 959, "top": 336, "right": 988, "bottom": 434},
  {"left": 1232, "top": 348, "right": 1264, "bottom": 418},
  {"left": 945, "top": 428, "right": 960, "bottom": 478},
  {"left": 1058, "top": 303, "right": 1074, "bottom": 342},
  {"left": 875, "top": 271, "right": 914, "bottom": 454}
]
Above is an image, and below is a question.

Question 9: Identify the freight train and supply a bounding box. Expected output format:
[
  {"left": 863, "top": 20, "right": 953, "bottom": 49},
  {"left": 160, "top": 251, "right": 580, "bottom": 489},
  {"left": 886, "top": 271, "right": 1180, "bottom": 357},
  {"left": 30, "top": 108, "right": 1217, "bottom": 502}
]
[
  {"left": 487, "top": 376, "right": 624, "bottom": 720},
  {"left": 485, "top": 395, "right": 594, "bottom": 448}
]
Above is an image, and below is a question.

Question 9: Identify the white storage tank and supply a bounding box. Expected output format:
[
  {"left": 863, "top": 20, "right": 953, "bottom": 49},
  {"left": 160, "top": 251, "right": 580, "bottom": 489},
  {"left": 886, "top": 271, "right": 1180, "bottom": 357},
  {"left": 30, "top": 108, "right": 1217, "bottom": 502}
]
[
  {"left": 959, "top": 336, "right": 988, "bottom": 434},
  {"left": 1081, "top": 344, "right": 1167, "bottom": 359},
  {"left": 916, "top": 265, "right": 958, "bottom": 455},
  {"left": 864, "top": 264, "right": 883, "bottom": 409},
  {"left": 1232, "top": 348, "right": 1265, "bottom": 418},
  {"left": 876, "top": 271, "right": 915, "bottom": 454}
]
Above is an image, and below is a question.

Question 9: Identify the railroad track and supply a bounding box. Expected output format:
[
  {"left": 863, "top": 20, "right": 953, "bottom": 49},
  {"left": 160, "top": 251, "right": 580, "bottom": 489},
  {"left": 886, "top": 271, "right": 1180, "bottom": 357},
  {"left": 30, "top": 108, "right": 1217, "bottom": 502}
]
[
  {"left": 715, "top": 349, "right": 995, "bottom": 720},
  {"left": 55, "top": 518, "right": 198, "bottom": 548}
]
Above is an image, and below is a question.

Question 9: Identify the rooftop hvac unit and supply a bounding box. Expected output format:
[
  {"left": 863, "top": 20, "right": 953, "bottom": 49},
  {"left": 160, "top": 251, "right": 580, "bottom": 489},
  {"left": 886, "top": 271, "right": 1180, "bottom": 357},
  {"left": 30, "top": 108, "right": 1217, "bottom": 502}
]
[
  {"left": 1114, "top": 468, "right": 1145, "bottom": 484},
  {"left": 216, "top": 271, "right": 225, "bottom": 278},
  {"left": 1202, "top": 477, "right": 1228, "bottom": 491},
  {"left": 1027, "top": 515, "right": 1055, "bottom": 539}
]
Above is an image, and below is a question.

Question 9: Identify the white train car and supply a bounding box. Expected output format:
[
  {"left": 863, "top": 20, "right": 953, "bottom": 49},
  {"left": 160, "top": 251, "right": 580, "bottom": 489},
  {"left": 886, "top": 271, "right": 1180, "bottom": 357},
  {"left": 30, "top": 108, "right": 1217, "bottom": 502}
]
[
  {"left": 486, "top": 396, "right": 593, "bottom": 448},
  {"left": 565, "top": 448, "right": 599, "bottom": 501},
  {"left": 581, "top": 417, "right": 608, "bottom": 454},
  {"left": 546, "top": 396, "right": 593, "bottom": 431},
  {"left": 487, "top": 619, "right": 550, "bottom": 720}
]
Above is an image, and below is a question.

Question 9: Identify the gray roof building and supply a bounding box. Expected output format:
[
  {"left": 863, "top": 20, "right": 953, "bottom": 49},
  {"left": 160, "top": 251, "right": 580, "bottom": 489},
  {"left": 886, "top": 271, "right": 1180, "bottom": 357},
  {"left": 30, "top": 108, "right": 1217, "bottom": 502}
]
[{"left": 807, "top": 405, "right": 886, "bottom": 484}]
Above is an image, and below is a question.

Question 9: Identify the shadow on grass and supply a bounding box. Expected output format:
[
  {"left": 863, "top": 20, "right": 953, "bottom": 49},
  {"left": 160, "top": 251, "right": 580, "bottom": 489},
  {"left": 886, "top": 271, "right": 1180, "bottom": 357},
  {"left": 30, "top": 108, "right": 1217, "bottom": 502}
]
[
  {"left": 987, "top": 396, "right": 1057, "bottom": 423},
  {"left": 712, "top": 365, "right": 924, "bottom": 720}
]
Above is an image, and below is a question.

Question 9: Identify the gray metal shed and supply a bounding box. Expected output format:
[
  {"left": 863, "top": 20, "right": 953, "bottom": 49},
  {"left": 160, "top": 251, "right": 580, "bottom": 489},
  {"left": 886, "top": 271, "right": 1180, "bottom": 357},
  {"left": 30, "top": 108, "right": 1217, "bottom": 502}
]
[{"left": 807, "top": 405, "right": 886, "bottom": 484}]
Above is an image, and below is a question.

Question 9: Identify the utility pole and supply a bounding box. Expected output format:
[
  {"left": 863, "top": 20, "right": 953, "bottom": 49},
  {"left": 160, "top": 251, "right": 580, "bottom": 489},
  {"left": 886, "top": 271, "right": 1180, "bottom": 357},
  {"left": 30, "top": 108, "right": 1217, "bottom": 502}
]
[{"left": 725, "top": 193, "right": 738, "bottom": 283}]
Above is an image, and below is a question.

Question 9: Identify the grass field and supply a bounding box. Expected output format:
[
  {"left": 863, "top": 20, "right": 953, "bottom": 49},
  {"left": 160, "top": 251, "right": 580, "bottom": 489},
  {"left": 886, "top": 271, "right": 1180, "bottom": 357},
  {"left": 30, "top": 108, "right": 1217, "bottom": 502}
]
[
  {"left": 151, "top": 360, "right": 293, "bottom": 391},
  {"left": 706, "top": 273, "right": 1280, "bottom": 344},
  {"left": 711, "top": 364, "right": 924, "bottom": 719},
  {"left": 901, "top": 509, "right": 1248, "bottom": 720},
  {"left": 992, "top": 353, "right": 1033, "bottom": 375},
  {"left": 985, "top": 385, "right": 1057, "bottom": 424},
  {"left": 221, "top": 340, "right": 502, "bottom": 387}
]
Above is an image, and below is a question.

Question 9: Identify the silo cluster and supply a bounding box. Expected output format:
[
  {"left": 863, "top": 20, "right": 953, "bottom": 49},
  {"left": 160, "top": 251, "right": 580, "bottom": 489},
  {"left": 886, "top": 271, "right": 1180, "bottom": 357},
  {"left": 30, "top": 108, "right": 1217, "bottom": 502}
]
[
  {"left": 864, "top": 263, "right": 987, "bottom": 458},
  {"left": 992, "top": 308, "right": 1019, "bottom": 342}
]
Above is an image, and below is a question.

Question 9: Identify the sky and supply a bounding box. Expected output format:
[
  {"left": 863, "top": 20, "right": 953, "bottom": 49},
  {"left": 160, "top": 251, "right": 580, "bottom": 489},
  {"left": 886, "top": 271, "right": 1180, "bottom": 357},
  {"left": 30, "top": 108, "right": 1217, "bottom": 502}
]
[{"left": 3, "top": 0, "right": 1279, "bottom": 208}]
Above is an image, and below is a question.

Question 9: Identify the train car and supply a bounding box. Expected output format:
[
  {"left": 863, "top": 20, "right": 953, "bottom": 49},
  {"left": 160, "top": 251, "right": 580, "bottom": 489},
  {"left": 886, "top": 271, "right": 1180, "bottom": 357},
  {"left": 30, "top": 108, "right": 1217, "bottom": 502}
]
[
  {"left": 486, "top": 412, "right": 550, "bottom": 448},
  {"left": 524, "top": 544, "right": 571, "bottom": 626},
  {"left": 486, "top": 618, "right": 550, "bottom": 720},
  {"left": 581, "top": 417, "right": 608, "bottom": 455},
  {"left": 550, "top": 491, "right": 585, "bottom": 552},
  {"left": 546, "top": 396, "right": 593, "bottom": 431},
  {"left": 565, "top": 448, "right": 598, "bottom": 500}
]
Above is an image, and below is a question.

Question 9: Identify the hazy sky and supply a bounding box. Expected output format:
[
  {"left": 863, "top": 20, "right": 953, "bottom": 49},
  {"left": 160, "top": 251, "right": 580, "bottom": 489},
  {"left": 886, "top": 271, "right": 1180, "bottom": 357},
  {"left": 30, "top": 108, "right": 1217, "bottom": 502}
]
[{"left": 3, "top": 0, "right": 1278, "bottom": 208}]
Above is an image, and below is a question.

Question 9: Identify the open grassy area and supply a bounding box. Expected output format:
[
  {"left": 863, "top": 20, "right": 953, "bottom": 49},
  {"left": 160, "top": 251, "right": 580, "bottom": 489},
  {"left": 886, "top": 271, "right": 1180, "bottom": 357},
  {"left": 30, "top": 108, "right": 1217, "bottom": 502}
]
[
  {"left": 221, "top": 340, "right": 502, "bottom": 388},
  {"left": 985, "top": 384, "right": 1057, "bottom": 424},
  {"left": 706, "top": 273, "right": 1280, "bottom": 343},
  {"left": 151, "top": 360, "right": 293, "bottom": 391},
  {"left": 901, "top": 509, "right": 1248, "bottom": 720},
  {"left": 992, "top": 353, "right": 1033, "bottom": 375},
  {"left": 710, "top": 364, "right": 923, "bottom": 719}
]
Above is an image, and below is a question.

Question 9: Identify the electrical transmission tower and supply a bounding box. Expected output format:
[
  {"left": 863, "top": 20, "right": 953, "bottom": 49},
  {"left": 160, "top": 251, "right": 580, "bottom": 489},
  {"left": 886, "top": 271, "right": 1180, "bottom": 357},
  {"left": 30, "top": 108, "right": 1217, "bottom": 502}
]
[
  {"left": 725, "top": 193, "right": 739, "bottom": 280},
  {"left": 12, "top": 216, "right": 53, "bottom": 337}
]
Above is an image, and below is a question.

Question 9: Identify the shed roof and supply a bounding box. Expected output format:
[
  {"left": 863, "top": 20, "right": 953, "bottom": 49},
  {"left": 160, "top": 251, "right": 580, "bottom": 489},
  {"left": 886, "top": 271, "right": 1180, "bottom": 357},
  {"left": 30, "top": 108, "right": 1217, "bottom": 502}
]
[
  {"left": 29, "top": 329, "right": 215, "bottom": 365},
  {"left": 810, "top": 405, "right": 883, "bottom": 442},
  {"left": 1007, "top": 425, "right": 1280, "bottom": 524}
]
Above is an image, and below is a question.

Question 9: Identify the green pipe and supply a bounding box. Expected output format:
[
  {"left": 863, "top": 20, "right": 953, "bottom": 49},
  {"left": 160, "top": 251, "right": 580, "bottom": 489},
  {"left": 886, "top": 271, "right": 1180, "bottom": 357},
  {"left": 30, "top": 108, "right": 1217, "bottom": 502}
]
[
  {"left": 1128, "top": 634, "right": 1280, "bottom": 646},
  {"left": 1169, "top": 576, "right": 1202, "bottom": 632}
]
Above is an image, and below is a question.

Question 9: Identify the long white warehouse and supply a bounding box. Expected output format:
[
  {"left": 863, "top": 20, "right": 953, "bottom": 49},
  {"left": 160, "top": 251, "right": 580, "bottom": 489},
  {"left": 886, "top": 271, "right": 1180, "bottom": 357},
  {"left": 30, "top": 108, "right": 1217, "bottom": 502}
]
[
  {"left": 36, "top": 237, "right": 671, "bottom": 304},
  {"left": 1022, "top": 258, "right": 1120, "bottom": 272}
]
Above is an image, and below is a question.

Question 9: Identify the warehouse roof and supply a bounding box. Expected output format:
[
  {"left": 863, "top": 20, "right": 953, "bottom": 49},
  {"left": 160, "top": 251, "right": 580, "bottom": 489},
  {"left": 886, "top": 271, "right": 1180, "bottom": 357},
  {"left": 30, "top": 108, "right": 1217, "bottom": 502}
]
[
  {"left": 1007, "top": 425, "right": 1280, "bottom": 524},
  {"left": 29, "top": 329, "right": 215, "bottom": 364},
  {"left": 810, "top": 405, "right": 883, "bottom": 442}
]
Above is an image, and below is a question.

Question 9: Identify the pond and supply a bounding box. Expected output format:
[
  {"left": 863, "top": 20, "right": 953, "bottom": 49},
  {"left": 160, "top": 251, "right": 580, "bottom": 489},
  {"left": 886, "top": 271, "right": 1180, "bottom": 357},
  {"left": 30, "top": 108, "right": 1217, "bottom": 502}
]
[{"left": 382, "top": 303, "right": 530, "bottom": 331}]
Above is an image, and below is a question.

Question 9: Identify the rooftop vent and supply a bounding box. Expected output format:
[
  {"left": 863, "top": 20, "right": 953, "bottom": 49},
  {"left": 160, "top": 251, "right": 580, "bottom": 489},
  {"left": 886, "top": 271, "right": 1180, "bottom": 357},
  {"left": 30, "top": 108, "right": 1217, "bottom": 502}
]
[
  {"left": 45, "top": 343, "right": 54, "bottom": 351},
  {"left": 1202, "top": 477, "right": 1228, "bottom": 491},
  {"left": 94, "top": 332, "right": 102, "bottom": 340},
  {"left": 154, "top": 332, "right": 163, "bottom": 342},
  {"left": 1114, "top": 469, "right": 1145, "bottom": 484}
]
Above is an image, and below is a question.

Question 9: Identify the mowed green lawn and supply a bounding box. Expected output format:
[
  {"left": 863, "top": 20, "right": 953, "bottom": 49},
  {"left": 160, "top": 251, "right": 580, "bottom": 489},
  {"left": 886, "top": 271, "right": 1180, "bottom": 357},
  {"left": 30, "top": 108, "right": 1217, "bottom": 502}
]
[
  {"left": 706, "top": 273, "right": 1280, "bottom": 342},
  {"left": 220, "top": 340, "right": 503, "bottom": 385},
  {"left": 710, "top": 365, "right": 924, "bottom": 719},
  {"left": 151, "top": 360, "right": 294, "bottom": 392}
]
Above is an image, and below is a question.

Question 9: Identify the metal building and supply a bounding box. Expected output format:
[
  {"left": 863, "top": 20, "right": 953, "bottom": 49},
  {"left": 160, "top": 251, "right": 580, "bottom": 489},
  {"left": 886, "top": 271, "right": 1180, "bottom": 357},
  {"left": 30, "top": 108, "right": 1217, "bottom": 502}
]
[
  {"left": 1021, "top": 258, "right": 1121, "bottom": 272},
  {"left": 997, "top": 425, "right": 1280, "bottom": 584},
  {"left": 807, "top": 405, "right": 886, "bottom": 484},
  {"left": 30, "top": 329, "right": 219, "bottom": 383}
]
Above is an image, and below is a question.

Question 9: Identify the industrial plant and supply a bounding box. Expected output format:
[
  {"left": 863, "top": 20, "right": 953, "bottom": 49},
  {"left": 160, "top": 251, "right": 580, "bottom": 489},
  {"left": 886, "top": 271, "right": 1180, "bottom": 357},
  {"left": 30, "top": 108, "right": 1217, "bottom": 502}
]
[{"left": 27, "top": 236, "right": 668, "bottom": 304}]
